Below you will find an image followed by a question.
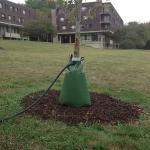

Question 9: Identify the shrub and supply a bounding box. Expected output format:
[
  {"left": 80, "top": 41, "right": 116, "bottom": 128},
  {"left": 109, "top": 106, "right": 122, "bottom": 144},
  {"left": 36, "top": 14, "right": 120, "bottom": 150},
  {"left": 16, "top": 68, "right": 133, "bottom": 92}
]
[
  {"left": 144, "top": 40, "right": 150, "bottom": 50},
  {"left": 136, "top": 40, "right": 145, "bottom": 49},
  {"left": 120, "top": 39, "right": 136, "bottom": 49}
]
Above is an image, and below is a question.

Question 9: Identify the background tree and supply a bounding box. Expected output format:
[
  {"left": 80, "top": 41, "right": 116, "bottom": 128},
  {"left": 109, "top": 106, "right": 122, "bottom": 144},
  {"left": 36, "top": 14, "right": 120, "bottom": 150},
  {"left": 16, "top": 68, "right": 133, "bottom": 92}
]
[
  {"left": 25, "top": 0, "right": 56, "bottom": 10},
  {"left": 24, "top": 11, "right": 56, "bottom": 42},
  {"left": 24, "top": 1, "right": 56, "bottom": 42},
  {"left": 144, "top": 40, "right": 150, "bottom": 50},
  {"left": 113, "top": 22, "right": 150, "bottom": 49}
]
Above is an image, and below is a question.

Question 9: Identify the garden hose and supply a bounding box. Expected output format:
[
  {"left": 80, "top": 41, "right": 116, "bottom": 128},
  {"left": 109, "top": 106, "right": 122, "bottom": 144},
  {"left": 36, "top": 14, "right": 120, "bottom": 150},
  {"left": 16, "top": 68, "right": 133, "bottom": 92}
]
[{"left": 0, "top": 61, "right": 76, "bottom": 123}]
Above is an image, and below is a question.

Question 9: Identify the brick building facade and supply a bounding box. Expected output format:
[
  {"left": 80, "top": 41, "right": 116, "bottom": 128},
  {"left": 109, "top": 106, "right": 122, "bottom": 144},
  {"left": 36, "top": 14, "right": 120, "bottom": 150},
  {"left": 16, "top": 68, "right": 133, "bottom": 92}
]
[
  {"left": 0, "top": 0, "right": 35, "bottom": 39},
  {"left": 0, "top": 0, "right": 123, "bottom": 48},
  {"left": 55, "top": 2, "right": 123, "bottom": 48}
]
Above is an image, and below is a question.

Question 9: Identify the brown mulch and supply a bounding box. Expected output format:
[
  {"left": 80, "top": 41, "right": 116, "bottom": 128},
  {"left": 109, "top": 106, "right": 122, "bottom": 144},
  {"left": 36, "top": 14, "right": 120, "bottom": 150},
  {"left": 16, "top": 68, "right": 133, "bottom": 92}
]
[{"left": 21, "top": 90, "right": 143, "bottom": 125}]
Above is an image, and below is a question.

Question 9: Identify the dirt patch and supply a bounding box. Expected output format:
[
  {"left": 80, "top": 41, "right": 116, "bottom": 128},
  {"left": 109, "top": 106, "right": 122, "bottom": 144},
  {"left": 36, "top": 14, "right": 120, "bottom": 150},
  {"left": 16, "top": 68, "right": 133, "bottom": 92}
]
[{"left": 21, "top": 90, "right": 143, "bottom": 125}]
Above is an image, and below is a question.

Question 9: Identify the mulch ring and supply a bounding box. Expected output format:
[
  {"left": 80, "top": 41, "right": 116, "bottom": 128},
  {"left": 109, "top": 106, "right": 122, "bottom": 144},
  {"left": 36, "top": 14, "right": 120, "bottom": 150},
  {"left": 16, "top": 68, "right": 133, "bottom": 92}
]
[{"left": 21, "top": 90, "right": 143, "bottom": 125}]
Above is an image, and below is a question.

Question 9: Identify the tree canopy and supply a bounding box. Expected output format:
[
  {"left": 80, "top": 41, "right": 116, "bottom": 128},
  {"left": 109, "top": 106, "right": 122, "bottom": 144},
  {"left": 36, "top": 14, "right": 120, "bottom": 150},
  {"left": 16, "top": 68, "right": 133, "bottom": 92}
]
[
  {"left": 113, "top": 22, "right": 150, "bottom": 49},
  {"left": 25, "top": 0, "right": 56, "bottom": 9},
  {"left": 24, "top": 11, "right": 56, "bottom": 42},
  {"left": 24, "top": 0, "right": 56, "bottom": 41}
]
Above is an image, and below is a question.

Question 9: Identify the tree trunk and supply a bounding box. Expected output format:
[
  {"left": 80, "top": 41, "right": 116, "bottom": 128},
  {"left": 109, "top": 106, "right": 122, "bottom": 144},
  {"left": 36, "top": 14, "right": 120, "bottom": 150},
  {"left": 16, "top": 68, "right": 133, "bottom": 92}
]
[
  {"left": 47, "top": 34, "right": 49, "bottom": 42},
  {"left": 74, "top": 0, "right": 82, "bottom": 58}
]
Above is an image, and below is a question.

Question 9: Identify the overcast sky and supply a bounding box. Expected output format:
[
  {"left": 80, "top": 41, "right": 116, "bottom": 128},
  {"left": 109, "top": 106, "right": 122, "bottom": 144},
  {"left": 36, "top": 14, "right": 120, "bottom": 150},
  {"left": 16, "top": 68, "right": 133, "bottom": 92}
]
[{"left": 9, "top": 0, "right": 150, "bottom": 23}]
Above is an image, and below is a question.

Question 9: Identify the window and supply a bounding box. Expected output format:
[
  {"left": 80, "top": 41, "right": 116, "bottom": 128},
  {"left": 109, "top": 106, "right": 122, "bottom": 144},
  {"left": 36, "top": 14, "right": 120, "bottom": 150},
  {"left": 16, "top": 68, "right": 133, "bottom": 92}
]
[
  {"left": 13, "top": 16, "right": 16, "bottom": 21},
  {"left": 5, "top": 4, "right": 8, "bottom": 10},
  {"left": 23, "top": 10, "right": 26, "bottom": 15},
  {"left": 10, "top": 6, "right": 13, "bottom": 11},
  {"left": 29, "top": 11, "right": 31, "bottom": 16},
  {"left": 81, "top": 25, "right": 85, "bottom": 29},
  {"left": 83, "top": 16, "right": 88, "bottom": 20},
  {"left": 0, "top": 3, "right": 2, "bottom": 9},
  {"left": 57, "top": 26, "right": 59, "bottom": 30},
  {"left": 82, "top": 7, "right": 86, "bottom": 11},
  {"left": 1, "top": 14, "right": 6, "bottom": 19},
  {"left": 101, "top": 15, "right": 110, "bottom": 22},
  {"left": 71, "top": 25, "right": 75, "bottom": 29},
  {"left": 14, "top": 28, "right": 19, "bottom": 33},
  {"left": 104, "top": 24, "right": 108, "bottom": 29},
  {"left": 6, "top": 26, "right": 9, "bottom": 32},
  {"left": 60, "top": 17, "right": 64, "bottom": 22},
  {"left": 18, "top": 18, "right": 21, "bottom": 23},
  {"left": 104, "top": 5, "right": 109, "bottom": 12},
  {"left": 92, "top": 34, "right": 98, "bottom": 41},
  {"left": 15, "top": 8, "right": 18, "bottom": 12},
  {"left": 88, "top": 24, "right": 92, "bottom": 29},
  {"left": 18, "top": 18, "right": 23, "bottom": 23},
  {"left": 8, "top": 16, "right": 12, "bottom": 20},
  {"left": 84, "top": 35, "right": 87, "bottom": 40},
  {"left": 62, "top": 26, "right": 66, "bottom": 30},
  {"left": 102, "top": 7, "right": 104, "bottom": 13}
]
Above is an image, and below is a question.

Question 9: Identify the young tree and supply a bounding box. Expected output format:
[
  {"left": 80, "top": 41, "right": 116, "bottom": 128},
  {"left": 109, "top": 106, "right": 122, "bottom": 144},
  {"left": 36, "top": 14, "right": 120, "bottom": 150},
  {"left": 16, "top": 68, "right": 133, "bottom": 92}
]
[
  {"left": 26, "top": 0, "right": 102, "bottom": 56},
  {"left": 46, "top": 0, "right": 103, "bottom": 107},
  {"left": 26, "top": 0, "right": 102, "bottom": 107}
]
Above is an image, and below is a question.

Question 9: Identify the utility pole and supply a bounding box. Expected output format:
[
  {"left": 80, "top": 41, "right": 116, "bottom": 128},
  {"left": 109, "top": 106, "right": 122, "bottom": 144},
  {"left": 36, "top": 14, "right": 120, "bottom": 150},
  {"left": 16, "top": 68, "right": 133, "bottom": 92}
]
[{"left": 74, "top": 0, "right": 82, "bottom": 58}]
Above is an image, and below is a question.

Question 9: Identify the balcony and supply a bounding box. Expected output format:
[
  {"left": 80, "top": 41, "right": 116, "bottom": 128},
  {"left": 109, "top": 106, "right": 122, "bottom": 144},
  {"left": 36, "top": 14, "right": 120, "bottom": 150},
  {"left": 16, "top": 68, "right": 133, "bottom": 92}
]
[
  {"left": 101, "top": 20, "right": 110, "bottom": 24},
  {"left": 4, "top": 32, "right": 21, "bottom": 39},
  {"left": 101, "top": 14, "right": 110, "bottom": 23}
]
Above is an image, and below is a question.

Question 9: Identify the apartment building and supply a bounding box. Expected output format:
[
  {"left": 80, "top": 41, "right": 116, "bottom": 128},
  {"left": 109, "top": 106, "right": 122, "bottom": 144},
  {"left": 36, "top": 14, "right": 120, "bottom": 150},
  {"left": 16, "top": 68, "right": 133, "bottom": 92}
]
[
  {"left": 0, "top": 0, "right": 35, "bottom": 39},
  {"left": 56, "top": 2, "right": 124, "bottom": 48},
  {"left": 0, "top": 0, "right": 123, "bottom": 47}
]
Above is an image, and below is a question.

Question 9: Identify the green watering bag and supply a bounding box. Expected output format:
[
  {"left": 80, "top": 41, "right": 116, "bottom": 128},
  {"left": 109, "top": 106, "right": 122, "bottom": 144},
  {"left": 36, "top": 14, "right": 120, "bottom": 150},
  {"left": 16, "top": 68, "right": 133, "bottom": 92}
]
[{"left": 59, "top": 62, "right": 91, "bottom": 107}]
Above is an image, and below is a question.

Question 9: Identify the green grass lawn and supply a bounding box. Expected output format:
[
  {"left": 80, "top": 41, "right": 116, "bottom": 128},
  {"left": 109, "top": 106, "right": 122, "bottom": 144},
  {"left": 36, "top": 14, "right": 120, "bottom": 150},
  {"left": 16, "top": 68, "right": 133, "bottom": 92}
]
[{"left": 0, "top": 40, "right": 150, "bottom": 150}]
